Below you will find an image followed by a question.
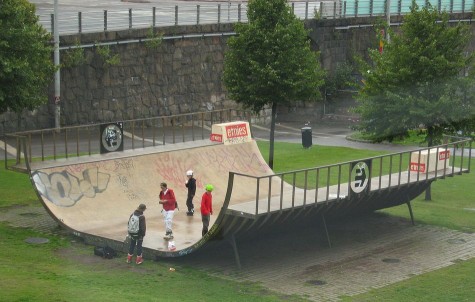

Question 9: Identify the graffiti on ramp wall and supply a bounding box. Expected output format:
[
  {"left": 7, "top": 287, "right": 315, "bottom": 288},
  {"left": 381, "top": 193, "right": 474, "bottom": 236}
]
[{"left": 32, "top": 167, "right": 110, "bottom": 207}]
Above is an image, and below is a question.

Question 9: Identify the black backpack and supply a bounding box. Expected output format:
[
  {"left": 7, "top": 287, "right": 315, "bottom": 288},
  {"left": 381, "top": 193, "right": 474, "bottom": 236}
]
[{"left": 94, "top": 246, "right": 117, "bottom": 259}]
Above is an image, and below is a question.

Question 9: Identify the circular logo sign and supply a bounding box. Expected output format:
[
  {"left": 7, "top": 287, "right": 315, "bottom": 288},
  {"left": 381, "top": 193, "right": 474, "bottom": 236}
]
[
  {"left": 101, "top": 124, "right": 123, "bottom": 152},
  {"left": 350, "top": 161, "right": 369, "bottom": 194}
]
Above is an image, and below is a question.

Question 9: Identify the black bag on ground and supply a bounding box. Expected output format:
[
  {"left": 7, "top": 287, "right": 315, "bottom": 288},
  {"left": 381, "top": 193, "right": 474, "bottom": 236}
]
[{"left": 94, "top": 246, "right": 117, "bottom": 259}]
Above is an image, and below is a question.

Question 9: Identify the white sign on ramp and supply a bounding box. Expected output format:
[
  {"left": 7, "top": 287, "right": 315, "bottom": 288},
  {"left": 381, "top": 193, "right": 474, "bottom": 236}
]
[{"left": 210, "top": 121, "right": 252, "bottom": 145}]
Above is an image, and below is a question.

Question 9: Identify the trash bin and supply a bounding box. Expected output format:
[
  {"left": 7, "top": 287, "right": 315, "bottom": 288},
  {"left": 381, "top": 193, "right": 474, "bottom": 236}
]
[{"left": 301, "top": 126, "right": 312, "bottom": 148}]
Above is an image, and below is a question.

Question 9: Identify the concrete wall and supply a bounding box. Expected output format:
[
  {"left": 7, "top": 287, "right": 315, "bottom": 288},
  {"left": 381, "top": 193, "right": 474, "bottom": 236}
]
[{"left": 2, "top": 13, "right": 473, "bottom": 134}]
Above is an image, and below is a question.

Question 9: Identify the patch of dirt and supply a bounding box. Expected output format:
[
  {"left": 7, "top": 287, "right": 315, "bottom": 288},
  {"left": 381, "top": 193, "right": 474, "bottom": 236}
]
[{"left": 55, "top": 240, "right": 156, "bottom": 273}]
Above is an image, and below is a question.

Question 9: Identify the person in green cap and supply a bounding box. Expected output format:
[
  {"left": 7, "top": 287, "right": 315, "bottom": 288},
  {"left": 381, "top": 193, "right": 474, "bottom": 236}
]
[{"left": 200, "top": 184, "right": 214, "bottom": 236}]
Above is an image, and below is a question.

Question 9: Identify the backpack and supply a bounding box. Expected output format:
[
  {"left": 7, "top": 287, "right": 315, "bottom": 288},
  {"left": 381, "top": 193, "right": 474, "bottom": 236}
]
[
  {"left": 128, "top": 214, "right": 141, "bottom": 235},
  {"left": 94, "top": 246, "right": 117, "bottom": 259}
]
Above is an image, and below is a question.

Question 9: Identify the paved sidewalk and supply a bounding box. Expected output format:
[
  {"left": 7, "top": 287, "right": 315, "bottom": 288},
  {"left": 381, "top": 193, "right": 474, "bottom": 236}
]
[{"left": 172, "top": 214, "right": 475, "bottom": 302}]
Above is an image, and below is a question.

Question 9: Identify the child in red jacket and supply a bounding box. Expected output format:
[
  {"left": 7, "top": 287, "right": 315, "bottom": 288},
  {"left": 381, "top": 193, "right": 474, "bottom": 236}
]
[{"left": 200, "top": 184, "right": 213, "bottom": 236}]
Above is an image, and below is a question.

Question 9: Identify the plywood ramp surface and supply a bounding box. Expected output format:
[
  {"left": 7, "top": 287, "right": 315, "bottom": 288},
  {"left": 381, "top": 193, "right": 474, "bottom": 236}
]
[{"left": 30, "top": 140, "right": 275, "bottom": 252}]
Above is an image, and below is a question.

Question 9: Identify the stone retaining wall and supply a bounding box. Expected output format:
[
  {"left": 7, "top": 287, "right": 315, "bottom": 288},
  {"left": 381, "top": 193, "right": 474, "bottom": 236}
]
[{"left": 2, "top": 13, "right": 473, "bottom": 134}]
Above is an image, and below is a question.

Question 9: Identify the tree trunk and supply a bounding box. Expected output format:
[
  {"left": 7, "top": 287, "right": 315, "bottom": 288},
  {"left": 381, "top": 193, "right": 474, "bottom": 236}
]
[
  {"left": 425, "top": 126, "right": 434, "bottom": 201},
  {"left": 268, "top": 102, "right": 277, "bottom": 169}
]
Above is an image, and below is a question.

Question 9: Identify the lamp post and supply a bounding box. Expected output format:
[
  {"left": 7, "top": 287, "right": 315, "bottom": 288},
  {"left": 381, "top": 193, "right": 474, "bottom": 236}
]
[
  {"left": 386, "top": 0, "right": 391, "bottom": 42},
  {"left": 54, "top": 0, "right": 61, "bottom": 130}
]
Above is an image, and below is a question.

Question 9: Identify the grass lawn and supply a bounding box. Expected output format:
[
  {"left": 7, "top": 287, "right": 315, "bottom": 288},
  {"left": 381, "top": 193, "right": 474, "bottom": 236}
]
[{"left": 1, "top": 141, "right": 474, "bottom": 301}]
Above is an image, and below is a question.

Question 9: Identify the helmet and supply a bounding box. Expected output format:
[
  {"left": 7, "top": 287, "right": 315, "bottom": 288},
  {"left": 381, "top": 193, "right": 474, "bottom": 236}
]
[
  {"left": 186, "top": 170, "right": 193, "bottom": 176},
  {"left": 205, "top": 184, "right": 214, "bottom": 192}
]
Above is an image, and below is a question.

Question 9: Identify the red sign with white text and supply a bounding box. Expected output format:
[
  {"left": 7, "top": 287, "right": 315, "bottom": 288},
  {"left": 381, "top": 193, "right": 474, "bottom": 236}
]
[
  {"left": 439, "top": 150, "right": 450, "bottom": 160},
  {"left": 410, "top": 162, "right": 426, "bottom": 173},
  {"left": 210, "top": 133, "right": 223, "bottom": 142},
  {"left": 225, "top": 123, "right": 248, "bottom": 138}
]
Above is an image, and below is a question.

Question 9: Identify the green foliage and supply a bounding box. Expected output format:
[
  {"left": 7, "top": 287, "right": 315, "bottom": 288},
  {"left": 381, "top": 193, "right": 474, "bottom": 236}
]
[
  {"left": 0, "top": 0, "right": 56, "bottom": 114},
  {"left": 313, "top": 7, "right": 322, "bottom": 20},
  {"left": 61, "top": 42, "right": 86, "bottom": 68},
  {"left": 223, "top": 0, "right": 325, "bottom": 113},
  {"left": 95, "top": 44, "right": 120, "bottom": 66},
  {"left": 323, "top": 62, "right": 357, "bottom": 101},
  {"left": 341, "top": 258, "right": 475, "bottom": 301},
  {"left": 355, "top": 2, "right": 475, "bottom": 145},
  {"left": 144, "top": 26, "right": 163, "bottom": 49}
]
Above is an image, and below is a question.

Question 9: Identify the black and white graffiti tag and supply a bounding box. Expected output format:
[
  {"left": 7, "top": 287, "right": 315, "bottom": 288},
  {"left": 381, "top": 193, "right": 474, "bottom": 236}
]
[
  {"left": 350, "top": 161, "right": 369, "bottom": 194},
  {"left": 32, "top": 167, "right": 110, "bottom": 207}
]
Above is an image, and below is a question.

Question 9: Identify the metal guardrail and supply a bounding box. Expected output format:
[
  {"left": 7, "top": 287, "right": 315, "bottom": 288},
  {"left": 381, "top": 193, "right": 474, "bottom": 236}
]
[
  {"left": 37, "top": 0, "right": 475, "bottom": 35},
  {"left": 227, "top": 136, "right": 473, "bottom": 216},
  {"left": 4, "top": 109, "right": 252, "bottom": 172}
]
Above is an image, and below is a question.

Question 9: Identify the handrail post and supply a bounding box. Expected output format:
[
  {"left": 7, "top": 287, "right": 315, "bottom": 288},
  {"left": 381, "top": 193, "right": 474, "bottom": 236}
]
[
  {"left": 87, "top": 126, "right": 91, "bottom": 156},
  {"left": 218, "top": 4, "right": 221, "bottom": 24},
  {"left": 305, "top": 1, "right": 308, "bottom": 19},
  {"left": 132, "top": 120, "right": 135, "bottom": 149},
  {"left": 315, "top": 168, "right": 320, "bottom": 205},
  {"left": 76, "top": 128, "right": 80, "bottom": 157},
  {"left": 388, "top": 155, "right": 393, "bottom": 187},
  {"left": 142, "top": 120, "right": 145, "bottom": 148},
  {"left": 104, "top": 10, "right": 107, "bottom": 31},
  {"left": 197, "top": 5, "right": 200, "bottom": 25},
  {"left": 172, "top": 117, "right": 176, "bottom": 144},
  {"left": 53, "top": 130, "right": 57, "bottom": 160},
  {"left": 153, "top": 7, "right": 156, "bottom": 27},
  {"left": 238, "top": 4, "right": 241, "bottom": 22},
  {"left": 3, "top": 138, "right": 7, "bottom": 169},
  {"left": 201, "top": 112, "right": 204, "bottom": 140},
  {"left": 51, "top": 14, "right": 54, "bottom": 34},
  {"left": 129, "top": 8, "right": 132, "bottom": 29},
  {"left": 64, "top": 129, "right": 68, "bottom": 159},
  {"left": 28, "top": 134, "right": 32, "bottom": 164},
  {"left": 162, "top": 117, "right": 166, "bottom": 145},
  {"left": 78, "top": 12, "right": 82, "bottom": 33},
  {"left": 267, "top": 175, "right": 272, "bottom": 213},
  {"left": 303, "top": 170, "right": 308, "bottom": 205}
]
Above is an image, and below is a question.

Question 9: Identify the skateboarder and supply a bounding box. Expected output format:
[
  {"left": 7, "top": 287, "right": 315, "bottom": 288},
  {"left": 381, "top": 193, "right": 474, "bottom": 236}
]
[
  {"left": 185, "top": 170, "right": 196, "bottom": 216},
  {"left": 200, "top": 184, "right": 213, "bottom": 236},
  {"left": 159, "top": 182, "right": 177, "bottom": 240}
]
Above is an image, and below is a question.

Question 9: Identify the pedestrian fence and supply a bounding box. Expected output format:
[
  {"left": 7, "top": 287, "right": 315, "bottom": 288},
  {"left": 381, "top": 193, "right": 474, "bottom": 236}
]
[
  {"left": 37, "top": 0, "right": 475, "bottom": 35},
  {"left": 4, "top": 109, "right": 252, "bottom": 172}
]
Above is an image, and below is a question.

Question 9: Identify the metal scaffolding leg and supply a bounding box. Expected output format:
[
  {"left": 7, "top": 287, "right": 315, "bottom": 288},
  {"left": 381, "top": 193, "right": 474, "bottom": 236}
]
[
  {"left": 228, "top": 234, "right": 242, "bottom": 270},
  {"left": 406, "top": 200, "right": 415, "bottom": 226},
  {"left": 321, "top": 214, "right": 332, "bottom": 248}
]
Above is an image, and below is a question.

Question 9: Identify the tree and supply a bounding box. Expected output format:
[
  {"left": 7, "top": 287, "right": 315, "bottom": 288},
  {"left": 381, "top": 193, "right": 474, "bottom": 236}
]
[
  {"left": 223, "top": 0, "right": 325, "bottom": 168},
  {"left": 355, "top": 2, "right": 475, "bottom": 146},
  {"left": 0, "top": 0, "right": 55, "bottom": 114}
]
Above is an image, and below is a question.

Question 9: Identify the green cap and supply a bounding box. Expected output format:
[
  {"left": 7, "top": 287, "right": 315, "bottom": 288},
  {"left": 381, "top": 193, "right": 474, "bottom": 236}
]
[{"left": 205, "top": 184, "right": 214, "bottom": 192}]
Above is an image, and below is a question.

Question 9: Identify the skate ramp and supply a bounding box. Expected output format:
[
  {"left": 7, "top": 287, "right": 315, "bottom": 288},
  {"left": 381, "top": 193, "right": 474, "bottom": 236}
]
[{"left": 29, "top": 139, "right": 280, "bottom": 255}]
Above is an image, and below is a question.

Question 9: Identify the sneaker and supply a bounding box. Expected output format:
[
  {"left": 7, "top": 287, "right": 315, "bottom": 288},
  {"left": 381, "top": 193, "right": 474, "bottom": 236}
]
[
  {"left": 186, "top": 211, "right": 193, "bottom": 216},
  {"left": 163, "top": 233, "right": 174, "bottom": 240},
  {"left": 136, "top": 255, "right": 143, "bottom": 265}
]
